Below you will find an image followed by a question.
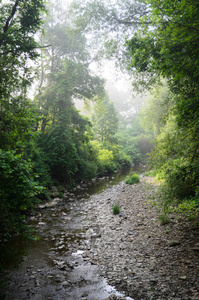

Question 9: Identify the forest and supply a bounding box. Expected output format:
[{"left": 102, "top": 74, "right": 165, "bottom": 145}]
[{"left": 0, "top": 0, "right": 199, "bottom": 270}]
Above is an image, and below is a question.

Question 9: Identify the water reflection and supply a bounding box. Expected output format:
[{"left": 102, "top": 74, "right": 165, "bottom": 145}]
[{"left": 74, "top": 165, "right": 141, "bottom": 196}]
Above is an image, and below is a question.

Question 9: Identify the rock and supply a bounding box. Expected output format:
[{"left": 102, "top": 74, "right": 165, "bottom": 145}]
[
  {"left": 191, "top": 247, "right": 199, "bottom": 252},
  {"left": 38, "top": 222, "right": 45, "bottom": 225},
  {"left": 29, "top": 216, "right": 37, "bottom": 221},
  {"left": 38, "top": 205, "right": 46, "bottom": 209},
  {"left": 81, "top": 183, "right": 88, "bottom": 188},
  {"left": 51, "top": 186, "right": 58, "bottom": 197},
  {"left": 168, "top": 240, "right": 181, "bottom": 247},
  {"left": 62, "top": 281, "right": 70, "bottom": 286},
  {"left": 179, "top": 276, "right": 187, "bottom": 280},
  {"left": 86, "top": 228, "right": 94, "bottom": 237},
  {"left": 150, "top": 278, "right": 158, "bottom": 283},
  {"left": 44, "top": 198, "right": 61, "bottom": 208},
  {"left": 108, "top": 295, "right": 117, "bottom": 300},
  {"left": 58, "top": 245, "right": 65, "bottom": 250},
  {"left": 3, "top": 176, "right": 199, "bottom": 300},
  {"left": 149, "top": 261, "right": 156, "bottom": 270}
]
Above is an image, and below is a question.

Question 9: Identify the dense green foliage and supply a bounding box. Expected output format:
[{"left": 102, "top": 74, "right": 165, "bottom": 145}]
[
  {"left": 0, "top": 0, "right": 46, "bottom": 268},
  {"left": 68, "top": 0, "right": 154, "bottom": 167},
  {"left": 125, "top": 173, "right": 140, "bottom": 185},
  {"left": 89, "top": 95, "right": 133, "bottom": 174},
  {"left": 0, "top": 0, "right": 45, "bottom": 100},
  {"left": 0, "top": 150, "right": 42, "bottom": 239},
  {"left": 71, "top": 0, "right": 199, "bottom": 221},
  {"left": 112, "top": 204, "right": 120, "bottom": 215},
  {"left": 0, "top": 0, "right": 146, "bottom": 269},
  {"left": 126, "top": 0, "right": 199, "bottom": 220},
  {"left": 92, "top": 96, "right": 119, "bottom": 143},
  {"left": 115, "top": 114, "right": 153, "bottom": 165},
  {"left": 35, "top": 0, "right": 131, "bottom": 185},
  {"left": 2, "top": 0, "right": 180, "bottom": 274}
]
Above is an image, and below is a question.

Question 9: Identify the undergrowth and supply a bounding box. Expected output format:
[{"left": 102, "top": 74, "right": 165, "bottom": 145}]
[
  {"left": 125, "top": 173, "right": 140, "bottom": 185},
  {"left": 154, "top": 182, "right": 199, "bottom": 226},
  {"left": 112, "top": 205, "right": 120, "bottom": 215}
]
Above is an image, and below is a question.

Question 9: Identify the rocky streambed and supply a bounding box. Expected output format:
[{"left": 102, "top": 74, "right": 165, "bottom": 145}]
[{"left": 2, "top": 175, "right": 199, "bottom": 300}]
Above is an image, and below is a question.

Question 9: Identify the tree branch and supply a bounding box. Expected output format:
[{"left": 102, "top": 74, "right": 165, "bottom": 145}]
[
  {"left": 3, "top": 0, "right": 20, "bottom": 33},
  {"left": 112, "top": 11, "right": 152, "bottom": 26},
  {"left": 0, "top": 0, "right": 20, "bottom": 48}
]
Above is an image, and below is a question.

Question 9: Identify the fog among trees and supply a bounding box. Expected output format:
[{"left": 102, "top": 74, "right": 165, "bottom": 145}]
[{"left": 1, "top": 0, "right": 199, "bottom": 268}]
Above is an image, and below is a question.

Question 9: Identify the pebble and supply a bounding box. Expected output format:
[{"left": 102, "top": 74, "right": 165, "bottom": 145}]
[
  {"left": 168, "top": 240, "right": 181, "bottom": 246},
  {"left": 80, "top": 177, "right": 199, "bottom": 299},
  {"left": 62, "top": 281, "right": 70, "bottom": 286},
  {"left": 2, "top": 176, "right": 199, "bottom": 300}
]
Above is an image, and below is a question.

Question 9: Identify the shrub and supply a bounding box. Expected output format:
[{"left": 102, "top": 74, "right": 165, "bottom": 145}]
[
  {"left": 177, "top": 196, "right": 199, "bottom": 225},
  {"left": 115, "top": 150, "right": 132, "bottom": 167},
  {"left": 0, "top": 150, "right": 43, "bottom": 268},
  {"left": 58, "top": 192, "right": 64, "bottom": 198},
  {"left": 159, "top": 213, "right": 170, "bottom": 225},
  {"left": 97, "top": 148, "right": 116, "bottom": 175},
  {"left": 126, "top": 173, "right": 140, "bottom": 185},
  {"left": 112, "top": 205, "right": 120, "bottom": 215}
]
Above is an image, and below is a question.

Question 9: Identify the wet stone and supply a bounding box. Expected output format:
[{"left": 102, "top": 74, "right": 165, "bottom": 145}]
[
  {"left": 2, "top": 176, "right": 199, "bottom": 300},
  {"left": 62, "top": 281, "right": 70, "bottom": 286}
]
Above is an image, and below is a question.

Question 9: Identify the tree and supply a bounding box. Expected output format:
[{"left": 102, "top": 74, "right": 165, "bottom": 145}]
[
  {"left": 0, "top": 0, "right": 46, "bottom": 151},
  {"left": 126, "top": 0, "right": 199, "bottom": 209},
  {"left": 126, "top": 0, "right": 199, "bottom": 126},
  {"left": 148, "top": 115, "right": 199, "bottom": 200},
  {"left": 92, "top": 95, "right": 119, "bottom": 143},
  {"left": 35, "top": 0, "right": 105, "bottom": 184},
  {"left": 37, "top": 0, "right": 91, "bottom": 90},
  {"left": 0, "top": 0, "right": 46, "bottom": 267},
  {"left": 139, "top": 84, "right": 170, "bottom": 136},
  {"left": 0, "top": 0, "right": 45, "bottom": 98},
  {"left": 69, "top": 0, "right": 149, "bottom": 69},
  {"left": 37, "top": 57, "right": 104, "bottom": 132}
]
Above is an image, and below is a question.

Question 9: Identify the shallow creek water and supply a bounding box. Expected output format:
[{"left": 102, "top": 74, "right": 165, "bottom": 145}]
[{"left": 3, "top": 167, "right": 139, "bottom": 300}]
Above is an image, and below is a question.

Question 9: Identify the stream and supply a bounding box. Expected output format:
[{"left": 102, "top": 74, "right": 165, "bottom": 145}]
[{"left": 2, "top": 167, "right": 141, "bottom": 300}]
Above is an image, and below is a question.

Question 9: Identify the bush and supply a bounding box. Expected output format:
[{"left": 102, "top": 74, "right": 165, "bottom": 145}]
[
  {"left": 75, "top": 149, "right": 98, "bottom": 181},
  {"left": 37, "top": 126, "right": 78, "bottom": 183},
  {"left": 159, "top": 213, "right": 170, "bottom": 225},
  {"left": 0, "top": 150, "right": 43, "bottom": 268},
  {"left": 177, "top": 195, "right": 199, "bottom": 225},
  {"left": 97, "top": 148, "right": 116, "bottom": 175},
  {"left": 58, "top": 191, "right": 64, "bottom": 198},
  {"left": 113, "top": 205, "right": 120, "bottom": 215},
  {"left": 126, "top": 173, "right": 140, "bottom": 185},
  {"left": 114, "top": 149, "right": 132, "bottom": 167}
]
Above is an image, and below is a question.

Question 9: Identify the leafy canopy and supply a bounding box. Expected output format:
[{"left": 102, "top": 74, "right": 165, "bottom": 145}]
[{"left": 126, "top": 0, "right": 199, "bottom": 214}]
